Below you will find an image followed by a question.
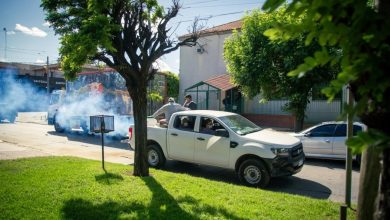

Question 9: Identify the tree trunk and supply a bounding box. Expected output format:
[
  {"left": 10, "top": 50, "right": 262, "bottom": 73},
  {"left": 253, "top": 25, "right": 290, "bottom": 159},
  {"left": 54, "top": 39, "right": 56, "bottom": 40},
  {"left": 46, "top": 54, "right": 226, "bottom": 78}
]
[
  {"left": 130, "top": 85, "right": 149, "bottom": 177},
  {"left": 357, "top": 147, "right": 381, "bottom": 220},
  {"left": 373, "top": 0, "right": 390, "bottom": 216},
  {"left": 376, "top": 148, "right": 390, "bottom": 220},
  {"left": 294, "top": 115, "right": 304, "bottom": 132}
]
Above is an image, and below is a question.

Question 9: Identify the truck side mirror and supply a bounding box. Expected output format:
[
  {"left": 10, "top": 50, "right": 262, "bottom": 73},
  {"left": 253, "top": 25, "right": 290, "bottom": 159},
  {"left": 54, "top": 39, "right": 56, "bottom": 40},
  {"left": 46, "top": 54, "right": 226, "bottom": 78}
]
[{"left": 215, "top": 129, "right": 229, "bottom": 138}]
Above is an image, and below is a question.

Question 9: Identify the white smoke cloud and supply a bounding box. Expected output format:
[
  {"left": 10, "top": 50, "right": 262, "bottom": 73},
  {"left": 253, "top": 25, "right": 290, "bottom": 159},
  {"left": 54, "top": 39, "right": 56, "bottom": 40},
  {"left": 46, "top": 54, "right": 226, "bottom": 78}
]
[
  {"left": 55, "top": 94, "right": 133, "bottom": 138},
  {"left": 0, "top": 69, "right": 49, "bottom": 122},
  {"left": 53, "top": 72, "right": 134, "bottom": 137},
  {"left": 15, "top": 24, "right": 47, "bottom": 37}
]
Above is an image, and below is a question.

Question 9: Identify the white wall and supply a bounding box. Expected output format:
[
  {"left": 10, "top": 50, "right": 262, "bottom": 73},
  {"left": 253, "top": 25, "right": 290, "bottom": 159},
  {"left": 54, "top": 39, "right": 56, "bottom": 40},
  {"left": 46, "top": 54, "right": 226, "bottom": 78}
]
[
  {"left": 179, "top": 31, "right": 346, "bottom": 124},
  {"left": 179, "top": 33, "right": 231, "bottom": 103},
  {"left": 245, "top": 96, "right": 343, "bottom": 123}
]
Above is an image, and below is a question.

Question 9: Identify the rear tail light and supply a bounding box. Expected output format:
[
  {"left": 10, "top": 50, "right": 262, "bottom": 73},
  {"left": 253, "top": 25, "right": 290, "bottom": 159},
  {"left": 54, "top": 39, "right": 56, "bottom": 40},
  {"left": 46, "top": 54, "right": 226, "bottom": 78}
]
[{"left": 129, "top": 127, "right": 133, "bottom": 140}]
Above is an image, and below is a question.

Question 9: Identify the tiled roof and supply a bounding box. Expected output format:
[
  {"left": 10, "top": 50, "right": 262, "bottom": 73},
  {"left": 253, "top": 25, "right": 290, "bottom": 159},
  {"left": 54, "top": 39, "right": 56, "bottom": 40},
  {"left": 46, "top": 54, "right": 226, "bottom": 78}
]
[
  {"left": 179, "top": 20, "right": 242, "bottom": 38},
  {"left": 204, "top": 74, "right": 235, "bottom": 91},
  {"left": 200, "top": 20, "right": 242, "bottom": 35}
]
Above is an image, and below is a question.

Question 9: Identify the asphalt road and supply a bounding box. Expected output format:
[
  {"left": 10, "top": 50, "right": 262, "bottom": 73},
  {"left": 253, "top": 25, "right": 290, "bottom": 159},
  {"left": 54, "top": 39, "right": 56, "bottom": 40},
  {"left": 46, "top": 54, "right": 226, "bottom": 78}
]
[{"left": 0, "top": 122, "right": 360, "bottom": 203}]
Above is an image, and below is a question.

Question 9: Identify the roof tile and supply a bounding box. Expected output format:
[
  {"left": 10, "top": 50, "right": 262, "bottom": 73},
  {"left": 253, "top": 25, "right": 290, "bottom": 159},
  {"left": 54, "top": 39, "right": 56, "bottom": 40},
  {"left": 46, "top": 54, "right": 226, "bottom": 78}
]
[
  {"left": 180, "top": 20, "right": 242, "bottom": 38},
  {"left": 204, "top": 74, "right": 235, "bottom": 91}
]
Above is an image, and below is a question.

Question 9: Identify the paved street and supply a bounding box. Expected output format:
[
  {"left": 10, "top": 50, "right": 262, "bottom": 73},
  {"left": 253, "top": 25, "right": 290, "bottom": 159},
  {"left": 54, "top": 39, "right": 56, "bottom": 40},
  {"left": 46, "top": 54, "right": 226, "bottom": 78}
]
[{"left": 0, "top": 122, "right": 360, "bottom": 203}]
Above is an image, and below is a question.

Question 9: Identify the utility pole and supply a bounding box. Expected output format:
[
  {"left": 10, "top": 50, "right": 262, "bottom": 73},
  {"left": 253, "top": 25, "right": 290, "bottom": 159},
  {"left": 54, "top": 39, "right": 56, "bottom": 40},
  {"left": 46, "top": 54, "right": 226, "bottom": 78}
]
[
  {"left": 3, "top": 28, "right": 6, "bottom": 60},
  {"left": 345, "top": 84, "right": 353, "bottom": 207},
  {"left": 341, "top": 84, "right": 354, "bottom": 220},
  {"left": 340, "top": 85, "right": 353, "bottom": 220},
  {"left": 47, "top": 56, "right": 50, "bottom": 94}
]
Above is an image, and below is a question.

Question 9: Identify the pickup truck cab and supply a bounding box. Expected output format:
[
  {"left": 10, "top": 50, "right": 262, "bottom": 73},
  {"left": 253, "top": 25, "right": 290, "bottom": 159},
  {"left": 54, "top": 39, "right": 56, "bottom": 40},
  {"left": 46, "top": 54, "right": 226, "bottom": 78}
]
[{"left": 129, "top": 110, "right": 304, "bottom": 187}]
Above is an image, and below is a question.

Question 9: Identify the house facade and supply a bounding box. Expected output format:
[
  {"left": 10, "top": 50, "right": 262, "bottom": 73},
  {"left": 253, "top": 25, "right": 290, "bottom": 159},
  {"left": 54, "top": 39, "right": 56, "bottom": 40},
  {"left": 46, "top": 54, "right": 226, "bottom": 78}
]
[
  {"left": 179, "top": 20, "right": 344, "bottom": 129},
  {"left": 0, "top": 62, "right": 66, "bottom": 93}
]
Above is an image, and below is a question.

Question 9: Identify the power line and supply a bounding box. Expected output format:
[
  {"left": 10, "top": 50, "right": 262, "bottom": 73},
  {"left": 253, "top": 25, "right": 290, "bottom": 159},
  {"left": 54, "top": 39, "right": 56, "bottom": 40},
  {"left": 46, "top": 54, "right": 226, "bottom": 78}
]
[
  {"left": 183, "top": 2, "right": 260, "bottom": 9},
  {"left": 171, "top": 10, "right": 251, "bottom": 25},
  {"left": 1, "top": 50, "right": 41, "bottom": 56},
  {"left": 0, "top": 47, "right": 47, "bottom": 53},
  {"left": 185, "top": 0, "right": 224, "bottom": 6}
]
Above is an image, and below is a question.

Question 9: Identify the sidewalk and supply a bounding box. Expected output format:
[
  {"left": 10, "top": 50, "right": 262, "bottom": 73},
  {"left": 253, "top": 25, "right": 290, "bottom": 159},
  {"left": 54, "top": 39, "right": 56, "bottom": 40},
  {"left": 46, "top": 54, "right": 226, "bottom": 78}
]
[{"left": 15, "top": 112, "right": 48, "bottom": 125}]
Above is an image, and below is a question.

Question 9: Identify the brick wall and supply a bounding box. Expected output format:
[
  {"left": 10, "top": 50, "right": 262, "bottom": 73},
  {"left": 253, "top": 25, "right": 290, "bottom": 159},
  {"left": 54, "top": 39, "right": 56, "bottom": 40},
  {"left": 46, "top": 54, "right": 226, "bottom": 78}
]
[{"left": 242, "top": 114, "right": 296, "bottom": 130}]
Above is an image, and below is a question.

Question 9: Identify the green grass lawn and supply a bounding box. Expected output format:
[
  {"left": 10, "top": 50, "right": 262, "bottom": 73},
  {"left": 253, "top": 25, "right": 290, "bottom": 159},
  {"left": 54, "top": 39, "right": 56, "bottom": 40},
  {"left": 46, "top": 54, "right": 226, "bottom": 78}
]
[{"left": 0, "top": 157, "right": 354, "bottom": 219}]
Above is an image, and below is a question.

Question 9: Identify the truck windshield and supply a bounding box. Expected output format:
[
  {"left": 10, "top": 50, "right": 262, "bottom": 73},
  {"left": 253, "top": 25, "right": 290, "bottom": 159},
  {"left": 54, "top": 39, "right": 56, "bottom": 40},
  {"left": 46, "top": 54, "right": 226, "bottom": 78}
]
[
  {"left": 49, "top": 94, "right": 60, "bottom": 105},
  {"left": 218, "top": 115, "right": 262, "bottom": 135}
]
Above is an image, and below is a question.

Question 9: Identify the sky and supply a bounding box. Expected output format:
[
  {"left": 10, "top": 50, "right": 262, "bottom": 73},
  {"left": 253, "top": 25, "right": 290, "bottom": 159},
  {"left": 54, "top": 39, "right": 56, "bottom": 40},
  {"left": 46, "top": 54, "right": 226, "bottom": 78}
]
[{"left": 0, "top": 0, "right": 264, "bottom": 73}]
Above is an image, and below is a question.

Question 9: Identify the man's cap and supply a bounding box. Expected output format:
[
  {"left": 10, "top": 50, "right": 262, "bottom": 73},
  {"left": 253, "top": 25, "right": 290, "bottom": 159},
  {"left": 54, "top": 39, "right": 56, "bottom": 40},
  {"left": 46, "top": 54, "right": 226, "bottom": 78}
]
[{"left": 168, "top": 97, "right": 175, "bottom": 102}]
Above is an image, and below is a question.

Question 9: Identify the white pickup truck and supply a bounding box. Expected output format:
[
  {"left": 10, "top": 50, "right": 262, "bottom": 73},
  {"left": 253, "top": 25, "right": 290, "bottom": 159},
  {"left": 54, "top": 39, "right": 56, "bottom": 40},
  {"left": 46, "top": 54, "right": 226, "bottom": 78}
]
[{"left": 129, "top": 110, "right": 305, "bottom": 187}]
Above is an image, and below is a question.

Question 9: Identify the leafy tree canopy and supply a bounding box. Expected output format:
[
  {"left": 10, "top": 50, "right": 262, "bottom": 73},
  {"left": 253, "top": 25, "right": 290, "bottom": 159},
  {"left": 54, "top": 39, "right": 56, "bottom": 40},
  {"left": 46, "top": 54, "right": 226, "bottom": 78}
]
[
  {"left": 41, "top": 0, "right": 200, "bottom": 176},
  {"left": 41, "top": 0, "right": 198, "bottom": 83},
  {"left": 262, "top": 0, "right": 390, "bottom": 149},
  {"left": 164, "top": 71, "right": 179, "bottom": 99},
  {"left": 224, "top": 8, "right": 338, "bottom": 130},
  {"left": 262, "top": 0, "right": 390, "bottom": 218}
]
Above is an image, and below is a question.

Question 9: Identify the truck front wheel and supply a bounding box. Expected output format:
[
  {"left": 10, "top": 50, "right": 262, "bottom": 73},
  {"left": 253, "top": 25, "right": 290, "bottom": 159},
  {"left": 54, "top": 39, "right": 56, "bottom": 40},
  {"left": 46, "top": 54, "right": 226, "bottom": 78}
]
[
  {"left": 238, "top": 159, "right": 270, "bottom": 188},
  {"left": 147, "top": 144, "right": 166, "bottom": 168}
]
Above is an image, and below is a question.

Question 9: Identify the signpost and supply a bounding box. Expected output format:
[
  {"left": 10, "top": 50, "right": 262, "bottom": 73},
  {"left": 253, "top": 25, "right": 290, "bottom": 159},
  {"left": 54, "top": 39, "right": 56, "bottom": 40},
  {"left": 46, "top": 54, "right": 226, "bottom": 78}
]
[{"left": 90, "top": 115, "right": 114, "bottom": 170}]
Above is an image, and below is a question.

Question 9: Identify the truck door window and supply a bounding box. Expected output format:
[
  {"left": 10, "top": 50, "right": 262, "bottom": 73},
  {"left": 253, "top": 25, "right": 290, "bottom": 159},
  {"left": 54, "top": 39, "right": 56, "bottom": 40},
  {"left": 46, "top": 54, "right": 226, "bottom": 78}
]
[
  {"left": 200, "top": 117, "right": 216, "bottom": 135},
  {"left": 173, "top": 115, "right": 196, "bottom": 132},
  {"left": 334, "top": 124, "right": 346, "bottom": 137},
  {"left": 353, "top": 125, "right": 363, "bottom": 135},
  {"left": 334, "top": 124, "right": 363, "bottom": 137},
  {"left": 309, "top": 124, "right": 337, "bottom": 137}
]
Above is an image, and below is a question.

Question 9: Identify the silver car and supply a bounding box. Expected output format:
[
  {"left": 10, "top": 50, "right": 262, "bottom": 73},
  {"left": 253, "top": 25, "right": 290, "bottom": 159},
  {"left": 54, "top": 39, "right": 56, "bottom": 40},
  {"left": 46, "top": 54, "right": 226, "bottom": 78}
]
[{"left": 291, "top": 121, "right": 366, "bottom": 163}]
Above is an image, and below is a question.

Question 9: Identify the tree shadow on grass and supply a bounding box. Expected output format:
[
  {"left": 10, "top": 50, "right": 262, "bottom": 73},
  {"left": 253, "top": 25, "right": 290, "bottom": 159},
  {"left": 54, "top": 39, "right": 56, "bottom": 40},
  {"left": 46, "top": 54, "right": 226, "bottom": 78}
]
[
  {"left": 62, "top": 199, "right": 146, "bottom": 219},
  {"left": 62, "top": 177, "right": 246, "bottom": 219},
  {"left": 141, "top": 176, "right": 246, "bottom": 220},
  {"left": 95, "top": 172, "right": 124, "bottom": 185}
]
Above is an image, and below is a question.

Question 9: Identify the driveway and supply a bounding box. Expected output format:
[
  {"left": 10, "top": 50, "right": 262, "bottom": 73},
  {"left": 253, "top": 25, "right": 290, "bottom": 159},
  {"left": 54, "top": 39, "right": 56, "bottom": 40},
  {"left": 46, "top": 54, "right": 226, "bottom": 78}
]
[{"left": 0, "top": 122, "right": 360, "bottom": 203}]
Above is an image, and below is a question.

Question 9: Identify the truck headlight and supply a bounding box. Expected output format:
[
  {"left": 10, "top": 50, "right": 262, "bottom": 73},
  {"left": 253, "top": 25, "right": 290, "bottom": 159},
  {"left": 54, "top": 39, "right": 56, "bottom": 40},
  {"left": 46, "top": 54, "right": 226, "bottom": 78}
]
[{"left": 271, "top": 148, "right": 290, "bottom": 157}]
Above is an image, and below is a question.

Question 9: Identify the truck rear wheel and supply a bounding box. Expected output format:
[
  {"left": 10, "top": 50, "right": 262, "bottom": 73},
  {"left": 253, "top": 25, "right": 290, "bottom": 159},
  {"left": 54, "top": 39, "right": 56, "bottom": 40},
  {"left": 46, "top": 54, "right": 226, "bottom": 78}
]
[
  {"left": 146, "top": 144, "right": 166, "bottom": 168},
  {"left": 54, "top": 116, "right": 65, "bottom": 133},
  {"left": 238, "top": 159, "right": 270, "bottom": 188}
]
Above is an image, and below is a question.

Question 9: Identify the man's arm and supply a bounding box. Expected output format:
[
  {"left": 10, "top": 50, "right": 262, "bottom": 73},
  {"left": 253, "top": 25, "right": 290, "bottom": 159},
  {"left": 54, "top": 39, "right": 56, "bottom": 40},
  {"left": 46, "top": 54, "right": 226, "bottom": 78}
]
[{"left": 152, "top": 105, "right": 167, "bottom": 118}]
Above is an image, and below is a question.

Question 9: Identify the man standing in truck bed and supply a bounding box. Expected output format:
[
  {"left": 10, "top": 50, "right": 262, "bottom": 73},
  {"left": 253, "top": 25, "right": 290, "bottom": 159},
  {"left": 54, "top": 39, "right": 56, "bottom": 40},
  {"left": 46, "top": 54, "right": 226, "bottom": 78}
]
[{"left": 152, "top": 97, "right": 188, "bottom": 127}]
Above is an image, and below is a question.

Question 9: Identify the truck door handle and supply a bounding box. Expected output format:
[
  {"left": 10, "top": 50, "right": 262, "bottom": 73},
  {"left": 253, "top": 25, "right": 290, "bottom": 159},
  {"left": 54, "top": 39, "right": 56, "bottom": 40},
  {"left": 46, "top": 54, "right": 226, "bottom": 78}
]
[
  {"left": 171, "top": 133, "right": 178, "bottom": 136},
  {"left": 230, "top": 141, "right": 238, "bottom": 148},
  {"left": 325, "top": 140, "right": 330, "bottom": 143},
  {"left": 197, "top": 137, "right": 205, "bottom": 141}
]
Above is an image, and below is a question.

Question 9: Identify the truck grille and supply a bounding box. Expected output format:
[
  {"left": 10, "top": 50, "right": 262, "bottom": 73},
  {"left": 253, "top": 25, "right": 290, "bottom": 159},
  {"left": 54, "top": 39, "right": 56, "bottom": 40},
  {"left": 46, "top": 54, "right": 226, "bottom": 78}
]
[{"left": 291, "top": 143, "right": 303, "bottom": 157}]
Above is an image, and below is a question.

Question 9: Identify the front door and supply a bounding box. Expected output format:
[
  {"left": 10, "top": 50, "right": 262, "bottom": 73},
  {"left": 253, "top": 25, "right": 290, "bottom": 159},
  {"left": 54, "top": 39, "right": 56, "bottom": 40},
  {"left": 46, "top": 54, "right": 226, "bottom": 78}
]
[
  {"left": 302, "top": 124, "right": 336, "bottom": 155},
  {"left": 194, "top": 117, "right": 230, "bottom": 167}
]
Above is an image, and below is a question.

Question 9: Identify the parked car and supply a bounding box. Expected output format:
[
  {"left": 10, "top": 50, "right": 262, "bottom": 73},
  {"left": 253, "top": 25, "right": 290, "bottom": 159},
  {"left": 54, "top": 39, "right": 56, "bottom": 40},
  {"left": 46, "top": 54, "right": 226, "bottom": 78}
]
[
  {"left": 129, "top": 110, "right": 304, "bottom": 187},
  {"left": 290, "top": 121, "right": 366, "bottom": 164}
]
